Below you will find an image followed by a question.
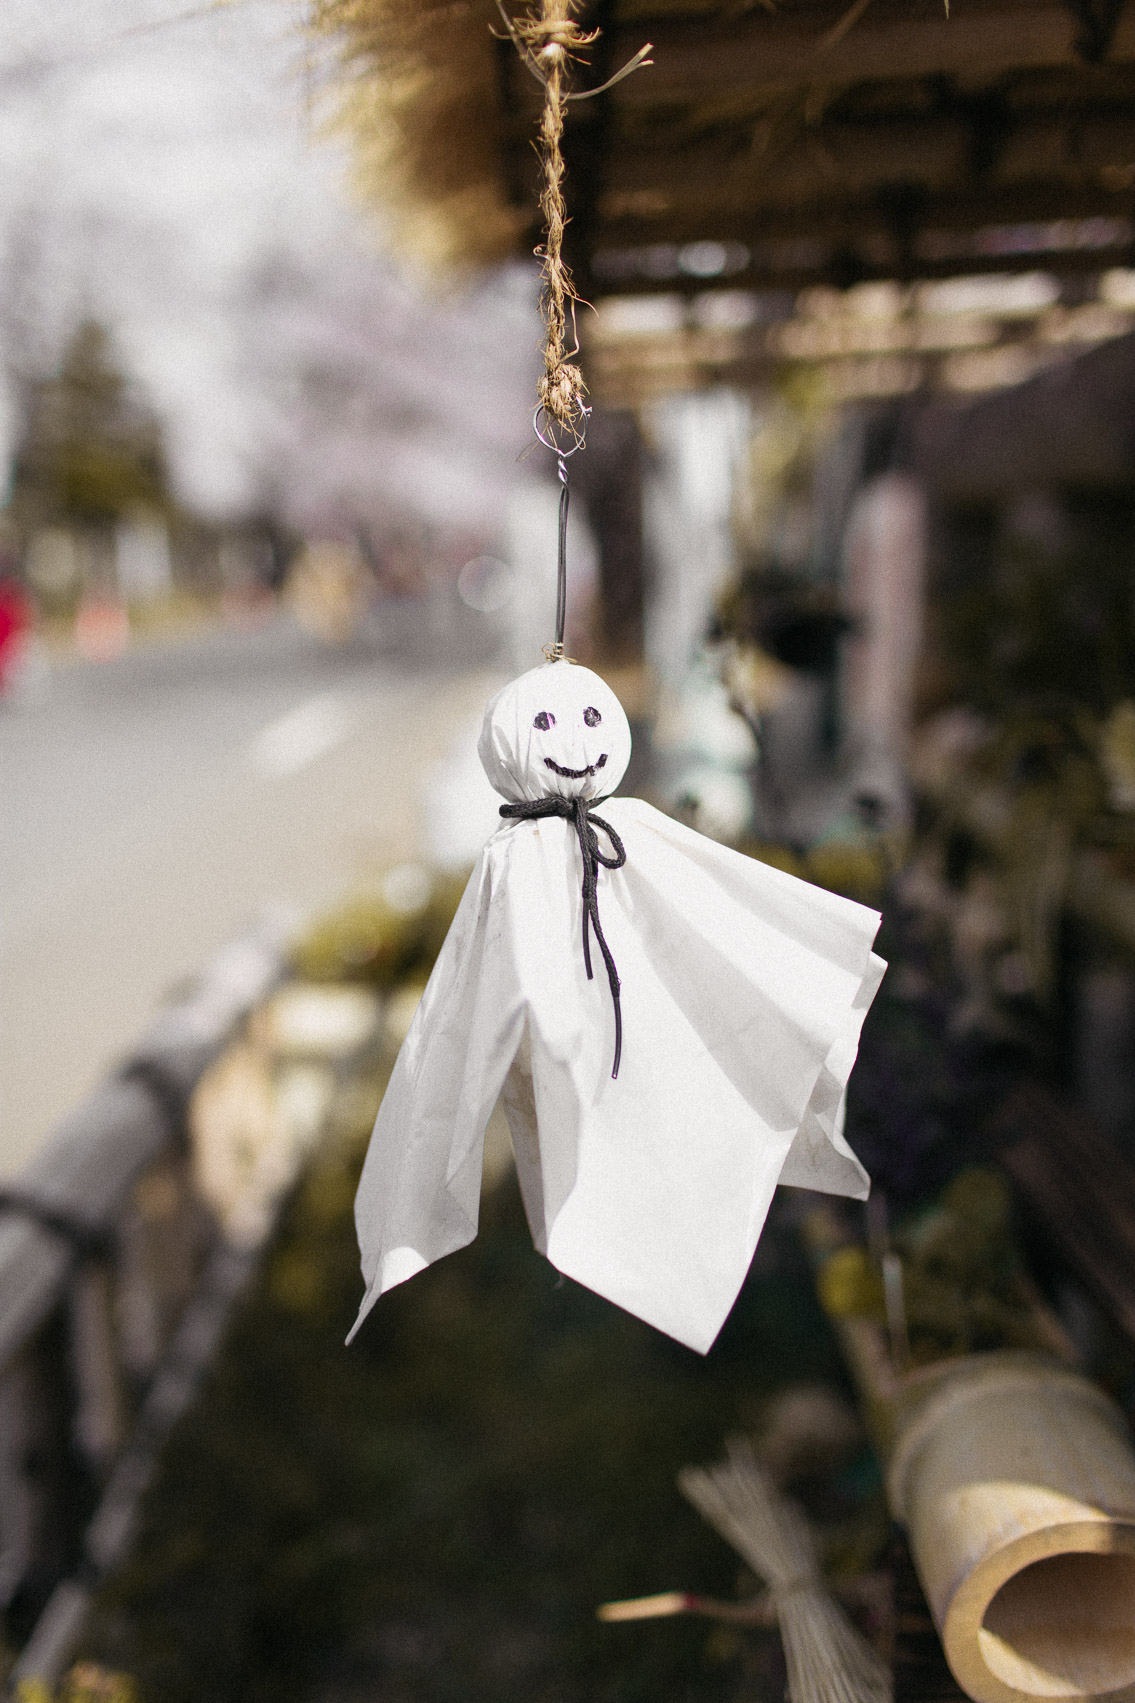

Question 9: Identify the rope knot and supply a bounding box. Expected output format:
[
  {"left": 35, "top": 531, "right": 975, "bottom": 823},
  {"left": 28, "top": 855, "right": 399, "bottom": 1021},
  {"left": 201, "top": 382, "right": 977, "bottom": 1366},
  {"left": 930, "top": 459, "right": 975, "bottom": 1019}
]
[
  {"left": 515, "top": 14, "right": 599, "bottom": 58},
  {"left": 538, "top": 364, "right": 588, "bottom": 433}
]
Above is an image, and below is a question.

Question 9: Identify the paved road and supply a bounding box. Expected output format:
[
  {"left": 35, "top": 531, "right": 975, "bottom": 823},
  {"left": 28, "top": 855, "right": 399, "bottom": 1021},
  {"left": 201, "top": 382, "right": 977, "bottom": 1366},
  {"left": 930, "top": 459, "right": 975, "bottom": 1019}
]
[{"left": 0, "top": 614, "right": 504, "bottom": 1177}]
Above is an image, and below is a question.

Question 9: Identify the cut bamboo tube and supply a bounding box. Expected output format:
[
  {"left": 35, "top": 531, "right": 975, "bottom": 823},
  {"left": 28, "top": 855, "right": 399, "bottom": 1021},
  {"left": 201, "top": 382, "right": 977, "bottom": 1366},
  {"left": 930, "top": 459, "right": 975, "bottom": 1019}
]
[
  {"left": 803, "top": 1210, "right": 1135, "bottom": 1703},
  {"left": 887, "top": 1351, "right": 1135, "bottom": 1703}
]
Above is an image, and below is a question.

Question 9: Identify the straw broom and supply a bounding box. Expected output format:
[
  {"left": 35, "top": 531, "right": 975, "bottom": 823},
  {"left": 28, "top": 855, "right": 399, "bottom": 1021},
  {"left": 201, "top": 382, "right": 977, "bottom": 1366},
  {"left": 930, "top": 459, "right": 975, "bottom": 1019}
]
[{"left": 677, "top": 1438, "right": 892, "bottom": 1703}]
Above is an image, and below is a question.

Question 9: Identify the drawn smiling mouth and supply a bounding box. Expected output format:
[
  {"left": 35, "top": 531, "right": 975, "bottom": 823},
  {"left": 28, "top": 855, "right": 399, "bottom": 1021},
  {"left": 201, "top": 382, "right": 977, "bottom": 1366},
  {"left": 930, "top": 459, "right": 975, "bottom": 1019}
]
[{"left": 544, "top": 753, "right": 608, "bottom": 779}]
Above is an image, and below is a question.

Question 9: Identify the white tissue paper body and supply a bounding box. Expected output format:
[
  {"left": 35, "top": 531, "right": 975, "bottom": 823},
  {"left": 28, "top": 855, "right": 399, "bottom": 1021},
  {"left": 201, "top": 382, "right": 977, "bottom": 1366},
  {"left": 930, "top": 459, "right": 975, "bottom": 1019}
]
[{"left": 351, "top": 660, "right": 885, "bottom": 1354}]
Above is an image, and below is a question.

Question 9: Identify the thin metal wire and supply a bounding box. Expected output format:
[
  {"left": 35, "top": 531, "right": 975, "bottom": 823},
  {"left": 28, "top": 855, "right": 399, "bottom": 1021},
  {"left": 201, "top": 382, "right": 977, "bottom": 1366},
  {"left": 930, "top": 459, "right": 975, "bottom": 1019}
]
[
  {"left": 534, "top": 402, "right": 590, "bottom": 659},
  {"left": 533, "top": 402, "right": 589, "bottom": 457},
  {"left": 555, "top": 453, "right": 569, "bottom": 651}
]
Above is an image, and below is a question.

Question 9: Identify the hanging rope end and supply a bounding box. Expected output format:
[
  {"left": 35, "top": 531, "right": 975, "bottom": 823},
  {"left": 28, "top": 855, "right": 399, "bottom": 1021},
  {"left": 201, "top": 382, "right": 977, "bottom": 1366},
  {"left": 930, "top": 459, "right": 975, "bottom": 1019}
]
[{"left": 537, "top": 365, "right": 590, "bottom": 446}]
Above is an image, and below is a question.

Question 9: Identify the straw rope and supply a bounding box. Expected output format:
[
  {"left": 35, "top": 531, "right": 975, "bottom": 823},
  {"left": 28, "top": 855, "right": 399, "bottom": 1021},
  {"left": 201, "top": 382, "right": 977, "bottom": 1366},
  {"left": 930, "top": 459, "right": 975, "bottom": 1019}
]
[
  {"left": 679, "top": 1440, "right": 892, "bottom": 1703},
  {"left": 502, "top": 0, "right": 597, "bottom": 440}
]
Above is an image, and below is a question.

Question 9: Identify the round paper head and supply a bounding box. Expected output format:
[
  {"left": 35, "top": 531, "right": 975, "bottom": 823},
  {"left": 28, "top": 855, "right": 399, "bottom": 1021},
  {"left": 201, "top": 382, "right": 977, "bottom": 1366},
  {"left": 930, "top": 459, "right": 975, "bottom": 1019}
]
[{"left": 478, "top": 661, "right": 632, "bottom": 803}]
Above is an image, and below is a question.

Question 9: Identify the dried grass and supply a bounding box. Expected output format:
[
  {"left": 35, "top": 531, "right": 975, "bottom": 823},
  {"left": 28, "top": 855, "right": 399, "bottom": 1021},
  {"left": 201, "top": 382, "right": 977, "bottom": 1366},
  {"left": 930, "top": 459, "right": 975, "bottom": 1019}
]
[{"left": 309, "top": 0, "right": 524, "bottom": 272}]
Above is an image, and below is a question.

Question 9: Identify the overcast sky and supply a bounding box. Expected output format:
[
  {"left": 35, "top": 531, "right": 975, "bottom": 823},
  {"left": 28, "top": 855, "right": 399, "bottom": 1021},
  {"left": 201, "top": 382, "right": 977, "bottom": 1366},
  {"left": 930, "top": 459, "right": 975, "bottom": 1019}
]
[{"left": 0, "top": 0, "right": 538, "bottom": 534}]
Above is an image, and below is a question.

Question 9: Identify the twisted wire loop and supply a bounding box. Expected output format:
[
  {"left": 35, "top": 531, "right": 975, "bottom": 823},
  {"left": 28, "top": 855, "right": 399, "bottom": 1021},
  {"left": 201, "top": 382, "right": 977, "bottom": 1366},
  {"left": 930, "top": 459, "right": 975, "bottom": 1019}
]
[
  {"left": 555, "top": 451, "right": 569, "bottom": 648},
  {"left": 499, "top": 794, "right": 627, "bottom": 1077}
]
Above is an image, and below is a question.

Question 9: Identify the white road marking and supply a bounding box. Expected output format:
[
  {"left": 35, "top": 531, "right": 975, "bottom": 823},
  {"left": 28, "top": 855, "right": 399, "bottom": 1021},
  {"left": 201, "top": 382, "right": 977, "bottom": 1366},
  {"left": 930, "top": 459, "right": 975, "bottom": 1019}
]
[{"left": 247, "top": 692, "right": 354, "bottom": 777}]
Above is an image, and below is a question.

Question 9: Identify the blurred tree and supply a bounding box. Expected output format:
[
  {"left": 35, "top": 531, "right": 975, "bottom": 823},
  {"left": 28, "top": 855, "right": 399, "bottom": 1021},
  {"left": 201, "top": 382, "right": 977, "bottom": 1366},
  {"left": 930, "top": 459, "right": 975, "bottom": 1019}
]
[{"left": 9, "top": 322, "right": 169, "bottom": 538}]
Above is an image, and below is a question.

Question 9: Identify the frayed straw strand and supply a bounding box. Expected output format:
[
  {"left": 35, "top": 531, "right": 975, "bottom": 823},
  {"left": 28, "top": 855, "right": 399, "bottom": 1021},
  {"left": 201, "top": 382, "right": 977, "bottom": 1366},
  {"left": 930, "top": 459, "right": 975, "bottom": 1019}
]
[{"left": 679, "top": 1440, "right": 891, "bottom": 1703}]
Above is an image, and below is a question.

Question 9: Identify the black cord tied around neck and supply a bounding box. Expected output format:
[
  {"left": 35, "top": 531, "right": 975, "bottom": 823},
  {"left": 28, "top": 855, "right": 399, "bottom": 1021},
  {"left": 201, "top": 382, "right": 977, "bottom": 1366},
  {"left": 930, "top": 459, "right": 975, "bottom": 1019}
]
[{"left": 499, "top": 794, "right": 627, "bottom": 1078}]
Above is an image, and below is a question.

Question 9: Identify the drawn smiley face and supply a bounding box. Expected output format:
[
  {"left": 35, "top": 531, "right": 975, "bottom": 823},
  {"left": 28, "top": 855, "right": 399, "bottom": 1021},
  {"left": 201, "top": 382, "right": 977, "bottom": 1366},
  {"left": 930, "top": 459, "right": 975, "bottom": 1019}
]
[{"left": 479, "top": 660, "right": 632, "bottom": 803}]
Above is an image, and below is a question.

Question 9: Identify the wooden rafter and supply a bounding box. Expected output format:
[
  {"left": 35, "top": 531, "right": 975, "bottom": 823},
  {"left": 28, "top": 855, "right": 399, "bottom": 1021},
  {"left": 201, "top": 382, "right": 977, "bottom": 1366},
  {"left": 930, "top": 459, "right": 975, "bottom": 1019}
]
[
  {"left": 318, "top": 0, "right": 1135, "bottom": 292},
  {"left": 600, "top": 0, "right": 1135, "bottom": 107}
]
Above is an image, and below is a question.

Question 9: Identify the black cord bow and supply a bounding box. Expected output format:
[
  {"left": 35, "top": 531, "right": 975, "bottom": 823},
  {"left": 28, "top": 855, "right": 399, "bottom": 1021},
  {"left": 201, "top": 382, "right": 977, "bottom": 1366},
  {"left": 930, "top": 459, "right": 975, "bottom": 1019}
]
[{"left": 499, "top": 794, "right": 627, "bottom": 1078}]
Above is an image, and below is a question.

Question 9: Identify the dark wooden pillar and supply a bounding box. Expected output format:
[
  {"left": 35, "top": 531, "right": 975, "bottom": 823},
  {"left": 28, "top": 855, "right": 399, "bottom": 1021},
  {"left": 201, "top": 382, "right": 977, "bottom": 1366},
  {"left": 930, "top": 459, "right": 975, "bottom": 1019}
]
[{"left": 572, "top": 408, "right": 646, "bottom": 663}]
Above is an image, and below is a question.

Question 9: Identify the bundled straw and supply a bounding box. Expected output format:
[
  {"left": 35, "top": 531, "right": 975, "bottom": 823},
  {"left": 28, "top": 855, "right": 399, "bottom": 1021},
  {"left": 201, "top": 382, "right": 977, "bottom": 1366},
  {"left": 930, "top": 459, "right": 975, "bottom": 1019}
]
[{"left": 679, "top": 1439, "right": 892, "bottom": 1703}]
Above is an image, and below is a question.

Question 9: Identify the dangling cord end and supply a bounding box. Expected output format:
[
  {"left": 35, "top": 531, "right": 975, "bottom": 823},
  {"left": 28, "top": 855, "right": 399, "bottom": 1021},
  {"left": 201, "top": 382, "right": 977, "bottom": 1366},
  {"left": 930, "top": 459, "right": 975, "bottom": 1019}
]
[
  {"left": 611, "top": 994, "right": 622, "bottom": 1080},
  {"left": 575, "top": 796, "right": 595, "bottom": 980}
]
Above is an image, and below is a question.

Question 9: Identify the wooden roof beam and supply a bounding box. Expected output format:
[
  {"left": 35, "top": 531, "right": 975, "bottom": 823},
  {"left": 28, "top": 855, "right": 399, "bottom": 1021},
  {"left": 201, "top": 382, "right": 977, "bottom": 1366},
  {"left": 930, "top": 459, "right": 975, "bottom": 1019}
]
[
  {"left": 589, "top": 239, "right": 1135, "bottom": 294},
  {"left": 606, "top": 0, "right": 1135, "bottom": 107},
  {"left": 591, "top": 114, "right": 1135, "bottom": 224},
  {"left": 591, "top": 179, "right": 1135, "bottom": 249}
]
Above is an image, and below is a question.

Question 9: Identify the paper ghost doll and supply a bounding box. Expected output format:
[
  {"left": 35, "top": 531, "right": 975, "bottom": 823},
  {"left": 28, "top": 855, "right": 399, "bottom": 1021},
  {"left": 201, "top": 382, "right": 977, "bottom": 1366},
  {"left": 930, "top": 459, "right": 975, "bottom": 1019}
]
[{"left": 350, "top": 660, "right": 885, "bottom": 1354}]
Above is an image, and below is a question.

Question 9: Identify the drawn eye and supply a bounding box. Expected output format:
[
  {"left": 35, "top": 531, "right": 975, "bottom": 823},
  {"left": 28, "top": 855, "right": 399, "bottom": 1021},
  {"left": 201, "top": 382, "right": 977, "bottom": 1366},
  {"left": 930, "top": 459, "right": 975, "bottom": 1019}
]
[
  {"left": 533, "top": 710, "right": 555, "bottom": 731},
  {"left": 583, "top": 706, "right": 601, "bottom": 727}
]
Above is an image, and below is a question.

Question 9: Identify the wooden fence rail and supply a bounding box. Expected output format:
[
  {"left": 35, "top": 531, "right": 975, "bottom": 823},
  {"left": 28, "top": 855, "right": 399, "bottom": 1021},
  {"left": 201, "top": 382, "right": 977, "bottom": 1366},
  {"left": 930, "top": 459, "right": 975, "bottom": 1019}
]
[{"left": 0, "top": 929, "right": 287, "bottom": 1695}]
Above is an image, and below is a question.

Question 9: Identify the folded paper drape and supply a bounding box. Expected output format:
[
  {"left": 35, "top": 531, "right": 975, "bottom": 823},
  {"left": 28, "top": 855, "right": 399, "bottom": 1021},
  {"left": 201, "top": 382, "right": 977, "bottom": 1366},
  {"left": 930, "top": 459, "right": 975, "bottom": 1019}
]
[{"left": 351, "top": 661, "right": 885, "bottom": 1354}]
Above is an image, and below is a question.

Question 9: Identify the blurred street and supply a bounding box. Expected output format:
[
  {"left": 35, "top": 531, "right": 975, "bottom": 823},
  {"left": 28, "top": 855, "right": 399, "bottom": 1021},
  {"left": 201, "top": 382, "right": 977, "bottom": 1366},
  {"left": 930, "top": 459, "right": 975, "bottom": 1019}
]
[{"left": 0, "top": 620, "right": 501, "bottom": 1176}]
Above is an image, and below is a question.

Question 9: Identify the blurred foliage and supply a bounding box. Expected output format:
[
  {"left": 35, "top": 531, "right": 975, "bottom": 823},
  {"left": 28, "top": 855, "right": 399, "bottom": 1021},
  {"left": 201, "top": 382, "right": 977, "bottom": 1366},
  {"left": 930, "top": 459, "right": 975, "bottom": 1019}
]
[
  {"left": 894, "top": 1167, "right": 1053, "bottom": 1365},
  {"left": 76, "top": 1062, "right": 872, "bottom": 1703},
  {"left": 909, "top": 707, "right": 1110, "bottom": 1008},
  {"left": 937, "top": 496, "right": 1135, "bottom": 721},
  {"left": 908, "top": 490, "right": 1135, "bottom": 1021},
  {"left": 737, "top": 840, "right": 808, "bottom": 880},
  {"left": 804, "top": 841, "right": 889, "bottom": 906},
  {"left": 842, "top": 902, "right": 1029, "bottom": 1204},
  {"left": 734, "top": 369, "right": 834, "bottom": 570},
  {"left": 816, "top": 1248, "right": 886, "bottom": 1322},
  {"left": 815, "top": 1168, "right": 1054, "bottom": 1367},
  {"left": 738, "top": 838, "right": 888, "bottom": 907},
  {"left": 899, "top": 693, "right": 1135, "bottom": 1159},
  {"left": 64, "top": 1666, "right": 136, "bottom": 1703},
  {"left": 10, "top": 324, "right": 169, "bottom": 534},
  {"left": 17, "top": 1664, "right": 135, "bottom": 1703},
  {"left": 291, "top": 872, "right": 468, "bottom": 989},
  {"left": 710, "top": 571, "right": 849, "bottom": 680}
]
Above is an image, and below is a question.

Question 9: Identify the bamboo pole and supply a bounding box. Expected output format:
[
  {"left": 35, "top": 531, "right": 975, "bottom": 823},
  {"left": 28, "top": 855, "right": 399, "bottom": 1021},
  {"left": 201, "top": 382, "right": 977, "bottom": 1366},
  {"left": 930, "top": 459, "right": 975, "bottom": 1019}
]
[
  {"left": 887, "top": 1351, "right": 1135, "bottom": 1703},
  {"left": 804, "top": 1208, "right": 1135, "bottom": 1703}
]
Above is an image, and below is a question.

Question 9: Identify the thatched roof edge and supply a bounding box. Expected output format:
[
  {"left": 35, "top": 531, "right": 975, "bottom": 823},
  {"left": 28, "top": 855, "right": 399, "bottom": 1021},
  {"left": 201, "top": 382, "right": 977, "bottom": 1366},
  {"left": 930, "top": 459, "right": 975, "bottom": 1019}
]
[{"left": 311, "top": 0, "right": 524, "bottom": 272}]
